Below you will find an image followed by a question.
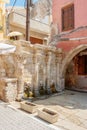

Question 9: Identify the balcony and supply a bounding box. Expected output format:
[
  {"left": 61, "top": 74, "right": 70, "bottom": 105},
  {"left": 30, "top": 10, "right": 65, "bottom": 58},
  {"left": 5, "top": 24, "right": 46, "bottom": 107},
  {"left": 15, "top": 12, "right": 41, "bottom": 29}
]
[{"left": 9, "top": 12, "right": 50, "bottom": 35}]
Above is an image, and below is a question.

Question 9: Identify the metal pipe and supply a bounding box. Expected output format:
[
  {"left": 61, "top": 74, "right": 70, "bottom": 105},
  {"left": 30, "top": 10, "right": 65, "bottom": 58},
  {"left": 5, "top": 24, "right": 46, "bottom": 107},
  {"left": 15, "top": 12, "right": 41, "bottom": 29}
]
[{"left": 26, "top": 0, "right": 30, "bottom": 41}]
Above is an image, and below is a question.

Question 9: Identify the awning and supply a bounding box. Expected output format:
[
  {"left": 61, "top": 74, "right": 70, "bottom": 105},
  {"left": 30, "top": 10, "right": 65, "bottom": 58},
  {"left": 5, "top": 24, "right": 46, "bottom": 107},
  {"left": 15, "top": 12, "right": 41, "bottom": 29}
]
[
  {"left": 0, "top": 43, "right": 16, "bottom": 54},
  {"left": 7, "top": 31, "right": 22, "bottom": 37}
]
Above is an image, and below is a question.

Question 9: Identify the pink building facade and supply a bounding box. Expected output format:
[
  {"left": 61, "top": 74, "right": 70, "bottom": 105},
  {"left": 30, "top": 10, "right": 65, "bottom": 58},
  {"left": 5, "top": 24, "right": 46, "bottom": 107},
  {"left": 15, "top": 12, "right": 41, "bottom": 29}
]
[
  {"left": 53, "top": 0, "right": 87, "bottom": 33},
  {"left": 52, "top": 0, "right": 87, "bottom": 92}
]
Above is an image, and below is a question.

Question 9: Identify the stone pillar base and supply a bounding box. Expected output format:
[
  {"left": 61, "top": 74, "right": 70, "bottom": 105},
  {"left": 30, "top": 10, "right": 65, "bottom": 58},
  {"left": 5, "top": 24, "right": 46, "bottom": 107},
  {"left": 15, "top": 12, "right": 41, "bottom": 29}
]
[
  {"left": 47, "top": 87, "right": 52, "bottom": 94},
  {"left": 55, "top": 85, "right": 62, "bottom": 92},
  {"left": 34, "top": 89, "right": 40, "bottom": 97},
  {"left": 16, "top": 92, "right": 24, "bottom": 101}
]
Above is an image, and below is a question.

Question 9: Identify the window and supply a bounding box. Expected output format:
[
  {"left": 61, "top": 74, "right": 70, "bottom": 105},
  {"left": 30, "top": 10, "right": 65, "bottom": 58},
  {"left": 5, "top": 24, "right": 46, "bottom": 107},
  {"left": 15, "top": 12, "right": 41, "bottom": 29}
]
[
  {"left": 62, "top": 4, "right": 74, "bottom": 31},
  {"left": 30, "top": 37, "right": 43, "bottom": 44},
  {"left": 10, "top": 36, "right": 19, "bottom": 40}
]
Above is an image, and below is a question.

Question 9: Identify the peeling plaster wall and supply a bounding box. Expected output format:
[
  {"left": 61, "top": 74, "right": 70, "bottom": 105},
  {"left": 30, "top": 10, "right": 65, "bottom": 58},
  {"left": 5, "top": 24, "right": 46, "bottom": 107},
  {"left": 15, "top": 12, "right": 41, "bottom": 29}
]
[{"left": 12, "top": 41, "right": 64, "bottom": 98}]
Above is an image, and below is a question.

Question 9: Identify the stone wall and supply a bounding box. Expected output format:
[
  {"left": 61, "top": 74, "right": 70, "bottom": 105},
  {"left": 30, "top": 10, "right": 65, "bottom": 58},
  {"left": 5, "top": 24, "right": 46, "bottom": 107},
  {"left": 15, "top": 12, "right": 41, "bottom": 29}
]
[
  {"left": 0, "top": 78, "right": 17, "bottom": 102},
  {"left": 0, "top": 54, "right": 17, "bottom": 102},
  {"left": 0, "top": 40, "right": 63, "bottom": 102},
  {"left": 13, "top": 41, "right": 63, "bottom": 99}
]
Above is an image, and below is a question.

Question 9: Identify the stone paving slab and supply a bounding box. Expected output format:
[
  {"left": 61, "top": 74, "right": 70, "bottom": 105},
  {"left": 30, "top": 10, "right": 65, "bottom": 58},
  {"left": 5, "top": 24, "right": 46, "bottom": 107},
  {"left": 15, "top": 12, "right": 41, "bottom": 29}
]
[
  {"left": 5, "top": 90, "right": 87, "bottom": 130},
  {"left": 33, "top": 90, "right": 87, "bottom": 130},
  {"left": 55, "top": 118, "right": 87, "bottom": 130},
  {"left": 0, "top": 102, "right": 60, "bottom": 130}
]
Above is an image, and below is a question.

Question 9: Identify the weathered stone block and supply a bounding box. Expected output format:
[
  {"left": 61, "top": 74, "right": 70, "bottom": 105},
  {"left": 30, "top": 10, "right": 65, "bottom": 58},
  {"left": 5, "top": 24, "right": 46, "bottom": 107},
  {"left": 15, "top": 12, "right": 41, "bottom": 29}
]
[
  {"left": 37, "top": 108, "right": 58, "bottom": 123},
  {"left": 0, "top": 78, "right": 17, "bottom": 102},
  {"left": 20, "top": 101, "right": 38, "bottom": 113}
]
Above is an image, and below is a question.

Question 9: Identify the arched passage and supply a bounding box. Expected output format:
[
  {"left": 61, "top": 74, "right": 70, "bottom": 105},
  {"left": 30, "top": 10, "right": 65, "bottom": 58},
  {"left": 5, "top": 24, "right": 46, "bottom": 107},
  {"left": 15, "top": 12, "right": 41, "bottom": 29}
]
[{"left": 61, "top": 44, "right": 87, "bottom": 91}]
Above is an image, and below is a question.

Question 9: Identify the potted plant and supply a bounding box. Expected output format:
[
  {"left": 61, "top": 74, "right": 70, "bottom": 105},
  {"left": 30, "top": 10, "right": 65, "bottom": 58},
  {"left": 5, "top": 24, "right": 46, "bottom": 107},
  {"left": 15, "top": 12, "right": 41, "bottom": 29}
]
[{"left": 23, "top": 82, "right": 34, "bottom": 100}]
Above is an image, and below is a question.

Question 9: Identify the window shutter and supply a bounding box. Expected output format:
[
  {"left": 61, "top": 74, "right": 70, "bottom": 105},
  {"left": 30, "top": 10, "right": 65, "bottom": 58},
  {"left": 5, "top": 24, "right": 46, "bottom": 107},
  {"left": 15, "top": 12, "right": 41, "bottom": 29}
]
[{"left": 62, "top": 4, "right": 74, "bottom": 31}]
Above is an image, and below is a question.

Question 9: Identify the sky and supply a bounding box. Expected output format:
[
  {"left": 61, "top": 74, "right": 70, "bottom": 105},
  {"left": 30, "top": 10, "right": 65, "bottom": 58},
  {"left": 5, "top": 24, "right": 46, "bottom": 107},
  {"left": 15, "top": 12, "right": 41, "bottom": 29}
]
[{"left": 6, "top": 0, "right": 38, "bottom": 7}]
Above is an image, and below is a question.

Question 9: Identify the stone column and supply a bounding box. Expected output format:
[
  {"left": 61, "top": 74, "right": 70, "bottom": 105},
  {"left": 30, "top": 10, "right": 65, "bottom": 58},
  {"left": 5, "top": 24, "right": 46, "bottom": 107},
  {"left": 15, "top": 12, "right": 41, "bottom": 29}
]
[
  {"left": 56, "top": 50, "right": 64, "bottom": 92},
  {"left": 51, "top": 53, "right": 56, "bottom": 86},
  {"left": 14, "top": 53, "right": 26, "bottom": 99},
  {"left": 32, "top": 51, "right": 40, "bottom": 97},
  {"left": 43, "top": 55, "right": 46, "bottom": 91},
  {"left": 46, "top": 51, "right": 52, "bottom": 94}
]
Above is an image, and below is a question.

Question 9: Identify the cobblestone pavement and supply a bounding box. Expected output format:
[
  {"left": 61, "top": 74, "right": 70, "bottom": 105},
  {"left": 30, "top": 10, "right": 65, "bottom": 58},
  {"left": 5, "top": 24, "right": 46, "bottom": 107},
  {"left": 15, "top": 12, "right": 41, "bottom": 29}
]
[{"left": 0, "top": 101, "right": 59, "bottom": 130}]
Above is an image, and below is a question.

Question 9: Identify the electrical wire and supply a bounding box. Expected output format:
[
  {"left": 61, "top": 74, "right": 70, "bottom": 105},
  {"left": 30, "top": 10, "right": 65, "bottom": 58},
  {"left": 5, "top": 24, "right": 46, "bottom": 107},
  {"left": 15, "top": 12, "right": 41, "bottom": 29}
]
[
  {"left": 24, "top": 0, "right": 27, "bottom": 9},
  {"left": 14, "top": 12, "right": 25, "bottom": 17},
  {"left": 10, "top": 0, "right": 18, "bottom": 13}
]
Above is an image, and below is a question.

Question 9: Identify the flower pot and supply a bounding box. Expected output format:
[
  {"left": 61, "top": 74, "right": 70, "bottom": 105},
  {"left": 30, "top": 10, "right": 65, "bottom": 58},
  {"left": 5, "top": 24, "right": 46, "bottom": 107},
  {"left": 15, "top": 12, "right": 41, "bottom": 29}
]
[
  {"left": 20, "top": 101, "right": 38, "bottom": 113},
  {"left": 37, "top": 108, "right": 58, "bottom": 123}
]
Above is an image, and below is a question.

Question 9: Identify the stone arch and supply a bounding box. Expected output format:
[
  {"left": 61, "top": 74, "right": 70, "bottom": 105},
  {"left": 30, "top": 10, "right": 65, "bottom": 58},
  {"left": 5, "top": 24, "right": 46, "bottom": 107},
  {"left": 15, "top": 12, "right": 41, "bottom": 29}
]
[{"left": 61, "top": 44, "right": 87, "bottom": 78}]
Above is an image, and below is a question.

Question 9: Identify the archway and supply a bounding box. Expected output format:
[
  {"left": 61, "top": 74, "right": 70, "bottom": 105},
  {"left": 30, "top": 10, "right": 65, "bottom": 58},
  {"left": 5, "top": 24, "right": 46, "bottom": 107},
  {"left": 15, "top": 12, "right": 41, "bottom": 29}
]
[{"left": 61, "top": 44, "right": 87, "bottom": 91}]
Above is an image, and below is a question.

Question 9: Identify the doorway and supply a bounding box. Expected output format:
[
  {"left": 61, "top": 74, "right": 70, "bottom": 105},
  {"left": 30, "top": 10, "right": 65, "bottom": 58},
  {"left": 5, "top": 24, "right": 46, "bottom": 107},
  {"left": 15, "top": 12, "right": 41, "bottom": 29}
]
[{"left": 65, "top": 50, "right": 87, "bottom": 92}]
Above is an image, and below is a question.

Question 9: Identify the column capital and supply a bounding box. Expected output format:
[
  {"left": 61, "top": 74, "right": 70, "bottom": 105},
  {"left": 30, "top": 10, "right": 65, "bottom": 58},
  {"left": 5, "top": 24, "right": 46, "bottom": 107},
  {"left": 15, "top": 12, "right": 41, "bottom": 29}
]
[{"left": 14, "top": 53, "right": 27, "bottom": 64}]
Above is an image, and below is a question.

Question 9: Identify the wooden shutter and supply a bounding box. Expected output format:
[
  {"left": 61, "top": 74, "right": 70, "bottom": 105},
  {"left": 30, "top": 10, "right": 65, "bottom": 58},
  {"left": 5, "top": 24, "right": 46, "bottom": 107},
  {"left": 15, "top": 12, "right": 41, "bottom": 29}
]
[
  {"left": 30, "top": 37, "right": 43, "bottom": 44},
  {"left": 84, "top": 55, "right": 87, "bottom": 74},
  {"left": 62, "top": 4, "right": 74, "bottom": 31},
  {"left": 78, "top": 56, "right": 84, "bottom": 75}
]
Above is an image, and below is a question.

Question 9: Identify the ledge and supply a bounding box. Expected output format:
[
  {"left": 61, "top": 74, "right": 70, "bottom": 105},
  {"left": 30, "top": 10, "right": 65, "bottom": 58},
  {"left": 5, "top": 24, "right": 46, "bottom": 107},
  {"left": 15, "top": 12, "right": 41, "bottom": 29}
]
[{"left": 0, "top": 78, "right": 17, "bottom": 82}]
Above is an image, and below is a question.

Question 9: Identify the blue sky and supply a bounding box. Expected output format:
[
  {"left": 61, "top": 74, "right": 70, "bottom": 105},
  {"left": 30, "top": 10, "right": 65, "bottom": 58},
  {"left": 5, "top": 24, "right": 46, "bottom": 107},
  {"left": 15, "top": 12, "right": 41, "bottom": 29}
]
[{"left": 6, "top": 0, "right": 38, "bottom": 7}]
